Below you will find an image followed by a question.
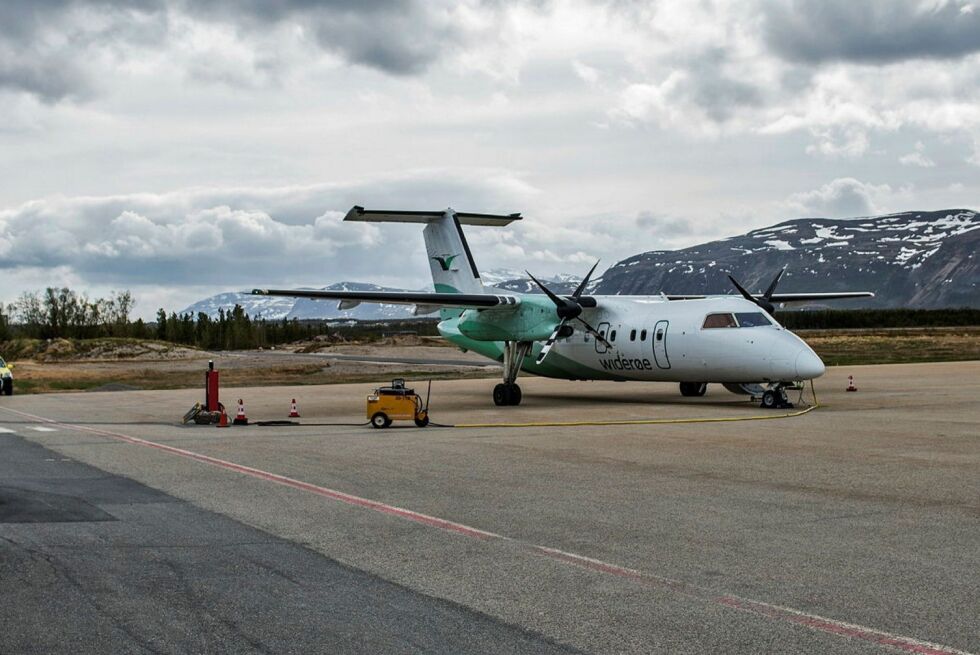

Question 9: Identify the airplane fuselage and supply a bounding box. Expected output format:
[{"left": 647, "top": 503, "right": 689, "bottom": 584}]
[{"left": 439, "top": 295, "right": 825, "bottom": 384}]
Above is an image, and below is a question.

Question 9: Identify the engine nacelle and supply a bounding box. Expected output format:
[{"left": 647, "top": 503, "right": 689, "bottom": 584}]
[{"left": 457, "top": 297, "right": 558, "bottom": 342}]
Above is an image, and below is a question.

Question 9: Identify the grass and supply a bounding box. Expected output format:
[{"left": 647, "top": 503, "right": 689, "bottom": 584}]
[{"left": 799, "top": 327, "right": 980, "bottom": 366}]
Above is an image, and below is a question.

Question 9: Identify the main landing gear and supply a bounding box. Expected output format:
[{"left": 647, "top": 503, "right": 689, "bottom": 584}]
[
  {"left": 494, "top": 341, "right": 531, "bottom": 406},
  {"left": 679, "top": 382, "right": 707, "bottom": 397}
]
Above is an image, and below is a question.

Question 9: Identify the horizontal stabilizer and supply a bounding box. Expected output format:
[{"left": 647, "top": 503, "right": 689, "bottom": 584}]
[{"left": 344, "top": 206, "right": 521, "bottom": 226}]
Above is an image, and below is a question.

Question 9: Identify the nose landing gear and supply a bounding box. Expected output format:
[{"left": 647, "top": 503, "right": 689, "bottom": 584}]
[{"left": 760, "top": 384, "right": 795, "bottom": 409}]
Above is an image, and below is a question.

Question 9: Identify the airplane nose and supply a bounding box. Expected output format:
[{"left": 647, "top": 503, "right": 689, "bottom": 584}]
[{"left": 795, "top": 348, "right": 825, "bottom": 379}]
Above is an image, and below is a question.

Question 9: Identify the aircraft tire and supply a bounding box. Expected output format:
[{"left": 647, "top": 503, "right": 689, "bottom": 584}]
[
  {"left": 493, "top": 383, "right": 522, "bottom": 406},
  {"left": 761, "top": 390, "right": 779, "bottom": 409},
  {"left": 679, "top": 382, "right": 707, "bottom": 397}
]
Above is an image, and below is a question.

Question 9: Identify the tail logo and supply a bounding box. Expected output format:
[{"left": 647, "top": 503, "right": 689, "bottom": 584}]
[{"left": 432, "top": 254, "right": 460, "bottom": 271}]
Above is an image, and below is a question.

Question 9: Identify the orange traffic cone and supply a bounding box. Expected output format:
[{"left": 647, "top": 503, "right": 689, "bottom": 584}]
[
  {"left": 846, "top": 375, "right": 857, "bottom": 392},
  {"left": 234, "top": 399, "right": 248, "bottom": 425},
  {"left": 289, "top": 399, "right": 300, "bottom": 418},
  {"left": 216, "top": 407, "right": 229, "bottom": 427}
]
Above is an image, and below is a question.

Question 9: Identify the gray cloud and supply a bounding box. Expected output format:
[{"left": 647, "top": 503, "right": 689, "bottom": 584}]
[
  {"left": 183, "top": 0, "right": 452, "bottom": 76},
  {"left": 0, "top": 0, "right": 462, "bottom": 101},
  {"left": 0, "top": 0, "right": 167, "bottom": 101},
  {"left": 764, "top": 0, "right": 980, "bottom": 65}
]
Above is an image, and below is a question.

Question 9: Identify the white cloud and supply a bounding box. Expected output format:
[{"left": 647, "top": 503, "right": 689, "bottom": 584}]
[
  {"left": 783, "top": 178, "right": 895, "bottom": 218},
  {"left": 899, "top": 141, "right": 937, "bottom": 167}
]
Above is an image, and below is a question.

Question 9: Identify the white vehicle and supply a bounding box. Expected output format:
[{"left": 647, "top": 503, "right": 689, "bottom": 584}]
[{"left": 254, "top": 207, "right": 873, "bottom": 408}]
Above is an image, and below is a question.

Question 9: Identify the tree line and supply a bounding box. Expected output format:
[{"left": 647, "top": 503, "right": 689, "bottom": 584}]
[{"left": 0, "top": 287, "right": 331, "bottom": 349}]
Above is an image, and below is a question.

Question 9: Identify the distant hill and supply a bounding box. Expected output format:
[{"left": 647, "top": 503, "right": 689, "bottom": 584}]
[{"left": 593, "top": 209, "right": 978, "bottom": 308}]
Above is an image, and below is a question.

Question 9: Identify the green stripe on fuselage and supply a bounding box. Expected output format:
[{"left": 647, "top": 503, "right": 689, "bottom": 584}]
[{"left": 436, "top": 315, "right": 624, "bottom": 381}]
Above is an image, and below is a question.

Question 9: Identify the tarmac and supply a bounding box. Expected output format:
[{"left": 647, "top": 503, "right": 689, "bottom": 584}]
[{"left": 1, "top": 361, "right": 977, "bottom": 654}]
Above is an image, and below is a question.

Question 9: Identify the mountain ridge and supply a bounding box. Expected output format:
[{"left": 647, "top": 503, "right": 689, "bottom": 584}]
[{"left": 592, "top": 209, "right": 977, "bottom": 308}]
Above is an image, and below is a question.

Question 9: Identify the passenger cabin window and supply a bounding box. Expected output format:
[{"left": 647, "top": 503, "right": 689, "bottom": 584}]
[
  {"left": 702, "top": 313, "right": 737, "bottom": 329},
  {"left": 610, "top": 329, "right": 617, "bottom": 342},
  {"left": 734, "top": 312, "right": 773, "bottom": 327},
  {"left": 629, "top": 329, "right": 636, "bottom": 341},
  {"left": 640, "top": 329, "right": 647, "bottom": 341}
]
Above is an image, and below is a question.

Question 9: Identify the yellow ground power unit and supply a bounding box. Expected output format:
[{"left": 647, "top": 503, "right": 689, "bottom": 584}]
[{"left": 366, "top": 379, "right": 430, "bottom": 429}]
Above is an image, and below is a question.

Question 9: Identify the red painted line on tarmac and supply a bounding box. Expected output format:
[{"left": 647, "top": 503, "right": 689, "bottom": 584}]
[
  {"left": 0, "top": 405, "right": 973, "bottom": 655},
  {"left": 715, "top": 596, "right": 971, "bottom": 655}
]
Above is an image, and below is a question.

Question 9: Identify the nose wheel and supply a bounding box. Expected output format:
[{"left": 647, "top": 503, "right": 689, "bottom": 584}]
[
  {"left": 761, "top": 386, "right": 793, "bottom": 409},
  {"left": 493, "top": 383, "right": 522, "bottom": 406}
]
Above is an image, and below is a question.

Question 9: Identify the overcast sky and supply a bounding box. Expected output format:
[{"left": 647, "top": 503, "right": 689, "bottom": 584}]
[{"left": 1, "top": 0, "right": 979, "bottom": 317}]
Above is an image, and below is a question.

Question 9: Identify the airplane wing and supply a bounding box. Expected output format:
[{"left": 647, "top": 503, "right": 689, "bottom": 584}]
[
  {"left": 251, "top": 288, "right": 519, "bottom": 310},
  {"left": 663, "top": 292, "right": 875, "bottom": 302}
]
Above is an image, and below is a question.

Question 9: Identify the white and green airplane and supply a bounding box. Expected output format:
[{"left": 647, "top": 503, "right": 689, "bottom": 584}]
[{"left": 254, "top": 207, "right": 873, "bottom": 408}]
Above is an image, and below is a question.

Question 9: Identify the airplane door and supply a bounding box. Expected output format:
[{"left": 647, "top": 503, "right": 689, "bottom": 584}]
[
  {"left": 594, "top": 321, "right": 611, "bottom": 354},
  {"left": 652, "top": 320, "right": 670, "bottom": 369}
]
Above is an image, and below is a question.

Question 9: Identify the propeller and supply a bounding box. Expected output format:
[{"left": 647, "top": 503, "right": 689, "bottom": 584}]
[
  {"left": 727, "top": 267, "right": 785, "bottom": 314},
  {"left": 527, "top": 261, "right": 611, "bottom": 364}
]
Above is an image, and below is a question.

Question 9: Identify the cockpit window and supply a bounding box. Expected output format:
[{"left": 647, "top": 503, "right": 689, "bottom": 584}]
[
  {"left": 702, "top": 313, "right": 737, "bottom": 328},
  {"left": 734, "top": 312, "right": 773, "bottom": 327}
]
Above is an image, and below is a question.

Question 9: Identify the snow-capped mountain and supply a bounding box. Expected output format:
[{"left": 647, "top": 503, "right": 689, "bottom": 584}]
[{"left": 594, "top": 209, "right": 978, "bottom": 308}]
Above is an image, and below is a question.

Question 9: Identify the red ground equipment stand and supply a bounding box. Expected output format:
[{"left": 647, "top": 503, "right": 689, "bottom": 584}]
[{"left": 205, "top": 360, "right": 220, "bottom": 412}]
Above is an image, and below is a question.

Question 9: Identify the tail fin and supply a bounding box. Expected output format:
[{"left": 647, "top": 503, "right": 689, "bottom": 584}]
[{"left": 344, "top": 206, "right": 521, "bottom": 295}]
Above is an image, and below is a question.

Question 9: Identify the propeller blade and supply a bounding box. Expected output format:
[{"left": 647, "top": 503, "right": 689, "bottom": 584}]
[
  {"left": 727, "top": 274, "right": 756, "bottom": 303},
  {"left": 535, "top": 320, "right": 566, "bottom": 364},
  {"left": 727, "top": 273, "right": 775, "bottom": 314},
  {"left": 526, "top": 270, "right": 566, "bottom": 307},
  {"left": 572, "top": 260, "right": 600, "bottom": 299},
  {"left": 763, "top": 267, "right": 786, "bottom": 300},
  {"left": 575, "top": 317, "right": 611, "bottom": 349}
]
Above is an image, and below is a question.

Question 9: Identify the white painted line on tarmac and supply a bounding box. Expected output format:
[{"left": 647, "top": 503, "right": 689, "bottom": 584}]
[
  {"left": 0, "top": 404, "right": 972, "bottom": 655},
  {"left": 29, "top": 426, "right": 57, "bottom": 432},
  {"left": 0, "top": 427, "right": 15, "bottom": 434}
]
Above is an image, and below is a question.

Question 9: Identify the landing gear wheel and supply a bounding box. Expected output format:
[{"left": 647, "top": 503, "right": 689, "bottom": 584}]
[
  {"left": 761, "top": 390, "right": 779, "bottom": 409},
  {"left": 371, "top": 412, "right": 391, "bottom": 429},
  {"left": 679, "top": 382, "right": 707, "bottom": 397},
  {"left": 493, "top": 383, "right": 523, "bottom": 406},
  {"left": 414, "top": 411, "right": 429, "bottom": 428}
]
